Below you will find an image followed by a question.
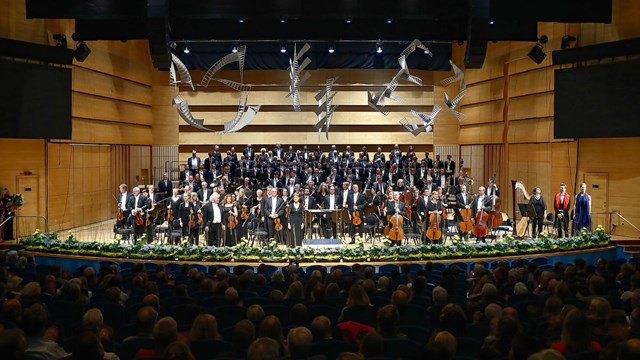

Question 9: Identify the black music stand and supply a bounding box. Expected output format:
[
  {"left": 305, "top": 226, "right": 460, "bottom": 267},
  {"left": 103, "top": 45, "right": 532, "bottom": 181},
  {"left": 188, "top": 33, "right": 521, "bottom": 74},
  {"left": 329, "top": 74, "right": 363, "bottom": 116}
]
[{"left": 517, "top": 203, "right": 537, "bottom": 238}]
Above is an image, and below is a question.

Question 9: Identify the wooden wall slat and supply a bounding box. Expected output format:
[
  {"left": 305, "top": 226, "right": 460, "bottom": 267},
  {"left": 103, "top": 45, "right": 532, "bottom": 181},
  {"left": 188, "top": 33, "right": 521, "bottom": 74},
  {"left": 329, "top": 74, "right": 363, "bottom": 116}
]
[
  {"left": 72, "top": 92, "right": 153, "bottom": 126},
  {"left": 73, "top": 66, "right": 153, "bottom": 105}
]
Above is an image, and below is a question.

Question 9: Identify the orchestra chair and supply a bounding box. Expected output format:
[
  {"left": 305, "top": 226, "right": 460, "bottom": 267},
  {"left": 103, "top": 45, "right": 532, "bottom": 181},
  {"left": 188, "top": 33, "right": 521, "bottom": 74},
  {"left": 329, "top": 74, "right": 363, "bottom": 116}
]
[
  {"left": 247, "top": 217, "right": 268, "bottom": 247},
  {"left": 361, "top": 215, "right": 381, "bottom": 244},
  {"left": 403, "top": 223, "right": 421, "bottom": 246},
  {"left": 115, "top": 227, "right": 133, "bottom": 244},
  {"left": 154, "top": 224, "right": 169, "bottom": 244},
  {"left": 544, "top": 213, "right": 556, "bottom": 237}
]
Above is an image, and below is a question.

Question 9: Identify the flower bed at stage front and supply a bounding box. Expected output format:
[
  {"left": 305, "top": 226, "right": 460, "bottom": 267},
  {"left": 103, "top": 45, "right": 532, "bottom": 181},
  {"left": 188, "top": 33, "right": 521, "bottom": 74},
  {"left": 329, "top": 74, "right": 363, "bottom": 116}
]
[{"left": 18, "top": 227, "right": 611, "bottom": 263}]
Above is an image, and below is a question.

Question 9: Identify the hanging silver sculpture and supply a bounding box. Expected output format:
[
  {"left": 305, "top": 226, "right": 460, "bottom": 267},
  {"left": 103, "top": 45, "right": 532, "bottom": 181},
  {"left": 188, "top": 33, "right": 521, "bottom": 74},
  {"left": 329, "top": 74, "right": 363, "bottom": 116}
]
[
  {"left": 314, "top": 77, "right": 339, "bottom": 140},
  {"left": 286, "top": 43, "right": 312, "bottom": 112}
]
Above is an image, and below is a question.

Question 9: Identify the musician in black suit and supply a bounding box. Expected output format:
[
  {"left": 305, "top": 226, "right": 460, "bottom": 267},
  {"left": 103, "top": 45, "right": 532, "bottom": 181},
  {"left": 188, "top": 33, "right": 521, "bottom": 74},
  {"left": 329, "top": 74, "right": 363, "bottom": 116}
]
[
  {"left": 187, "top": 150, "right": 201, "bottom": 176},
  {"left": 204, "top": 151, "right": 217, "bottom": 171},
  {"left": 201, "top": 192, "right": 224, "bottom": 246},
  {"left": 324, "top": 185, "right": 341, "bottom": 238},
  {"left": 455, "top": 185, "right": 473, "bottom": 210},
  {"left": 127, "top": 186, "right": 148, "bottom": 240},
  {"left": 444, "top": 155, "right": 456, "bottom": 183},
  {"left": 179, "top": 166, "right": 188, "bottom": 187},
  {"left": 197, "top": 182, "right": 212, "bottom": 203},
  {"left": 158, "top": 173, "right": 173, "bottom": 200},
  {"left": 273, "top": 142, "right": 285, "bottom": 159},
  {"left": 264, "top": 187, "right": 286, "bottom": 241},
  {"left": 486, "top": 178, "right": 500, "bottom": 197},
  {"left": 433, "top": 154, "right": 445, "bottom": 170},
  {"left": 347, "top": 184, "right": 366, "bottom": 242},
  {"left": 243, "top": 143, "right": 255, "bottom": 160},
  {"left": 386, "top": 192, "right": 407, "bottom": 218},
  {"left": 471, "top": 186, "right": 492, "bottom": 242},
  {"left": 116, "top": 184, "right": 132, "bottom": 230}
]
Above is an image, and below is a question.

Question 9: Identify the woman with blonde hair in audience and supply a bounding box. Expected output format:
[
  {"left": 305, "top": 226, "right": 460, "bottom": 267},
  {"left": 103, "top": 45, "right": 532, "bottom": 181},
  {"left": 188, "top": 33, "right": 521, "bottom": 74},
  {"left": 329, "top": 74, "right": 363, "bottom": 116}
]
[
  {"left": 550, "top": 309, "right": 602, "bottom": 356},
  {"left": 188, "top": 314, "right": 222, "bottom": 342}
]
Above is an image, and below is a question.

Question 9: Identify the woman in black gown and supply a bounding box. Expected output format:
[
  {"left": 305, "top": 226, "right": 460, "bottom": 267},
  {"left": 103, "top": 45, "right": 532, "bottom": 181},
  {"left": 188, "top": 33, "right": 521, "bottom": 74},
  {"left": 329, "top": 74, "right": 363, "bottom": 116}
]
[
  {"left": 425, "top": 190, "right": 445, "bottom": 236},
  {"left": 288, "top": 193, "right": 304, "bottom": 247},
  {"left": 222, "top": 194, "right": 238, "bottom": 246}
]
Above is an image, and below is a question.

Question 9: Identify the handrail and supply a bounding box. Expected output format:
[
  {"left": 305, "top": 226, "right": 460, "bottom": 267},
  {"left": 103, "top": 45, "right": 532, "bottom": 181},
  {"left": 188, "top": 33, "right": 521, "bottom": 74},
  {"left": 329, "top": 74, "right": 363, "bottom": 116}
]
[
  {"left": 14, "top": 215, "right": 49, "bottom": 236},
  {"left": 0, "top": 215, "right": 14, "bottom": 228},
  {"left": 590, "top": 211, "right": 640, "bottom": 236}
]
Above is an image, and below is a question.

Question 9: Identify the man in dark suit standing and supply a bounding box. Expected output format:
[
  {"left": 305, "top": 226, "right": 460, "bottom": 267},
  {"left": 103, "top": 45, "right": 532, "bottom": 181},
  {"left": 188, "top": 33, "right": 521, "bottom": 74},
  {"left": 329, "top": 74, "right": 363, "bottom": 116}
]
[
  {"left": 116, "top": 184, "right": 132, "bottom": 230},
  {"left": 158, "top": 173, "right": 173, "bottom": 200},
  {"left": 243, "top": 143, "right": 255, "bottom": 161},
  {"left": 187, "top": 150, "right": 201, "bottom": 176},
  {"left": 127, "top": 186, "right": 148, "bottom": 240},
  {"left": 434, "top": 154, "right": 445, "bottom": 170},
  {"left": 444, "top": 155, "right": 456, "bottom": 184},
  {"left": 263, "top": 187, "right": 285, "bottom": 240},
  {"left": 347, "top": 184, "right": 366, "bottom": 242},
  {"left": 197, "top": 182, "right": 211, "bottom": 203},
  {"left": 201, "top": 192, "right": 223, "bottom": 246},
  {"left": 273, "top": 142, "right": 284, "bottom": 159},
  {"left": 324, "top": 185, "right": 342, "bottom": 238}
]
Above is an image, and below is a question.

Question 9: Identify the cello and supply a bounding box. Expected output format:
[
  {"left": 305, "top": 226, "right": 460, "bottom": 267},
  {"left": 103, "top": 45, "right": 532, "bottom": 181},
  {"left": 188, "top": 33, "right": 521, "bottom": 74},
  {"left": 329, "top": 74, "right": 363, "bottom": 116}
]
[
  {"left": 388, "top": 202, "right": 405, "bottom": 244},
  {"left": 458, "top": 207, "right": 474, "bottom": 234},
  {"left": 472, "top": 204, "right": 489, "bottom": 239},
  {"left": 426, "top": 211, "right": 443, "bottom": 242}
]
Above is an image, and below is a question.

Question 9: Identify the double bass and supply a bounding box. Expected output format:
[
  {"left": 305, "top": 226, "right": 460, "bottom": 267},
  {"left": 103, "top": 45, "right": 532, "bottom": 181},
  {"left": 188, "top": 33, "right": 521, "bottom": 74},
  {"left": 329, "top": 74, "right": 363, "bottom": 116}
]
[{"left": 487, "top": 173, "right": 503, "bottom": 228}]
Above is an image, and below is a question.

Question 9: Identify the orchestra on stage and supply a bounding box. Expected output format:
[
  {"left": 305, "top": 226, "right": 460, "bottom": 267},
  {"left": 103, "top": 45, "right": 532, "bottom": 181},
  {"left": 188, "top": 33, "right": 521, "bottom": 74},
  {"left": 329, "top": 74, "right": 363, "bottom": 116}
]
[{"left": 113, "top": 143, "right": 592, "bottom": 247}]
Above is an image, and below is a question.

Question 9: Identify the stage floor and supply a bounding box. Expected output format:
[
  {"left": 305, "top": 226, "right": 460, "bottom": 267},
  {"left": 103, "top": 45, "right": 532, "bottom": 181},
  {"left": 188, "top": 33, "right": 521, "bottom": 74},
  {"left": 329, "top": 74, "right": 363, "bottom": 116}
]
[{"left": 21, "top": 219, "right": 519, "bottom": 249}]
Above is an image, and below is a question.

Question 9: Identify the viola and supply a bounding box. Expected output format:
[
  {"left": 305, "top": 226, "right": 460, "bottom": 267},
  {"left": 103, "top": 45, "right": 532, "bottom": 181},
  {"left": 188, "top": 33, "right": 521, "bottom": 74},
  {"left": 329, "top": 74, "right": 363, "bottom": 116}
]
[
  {"left": 117, "top": 208, "right": 125, "bottom": 221},
  {"left": 228, "top": 214, "right": 238, "bottom": 229},
  {"left": 240, "top": 206, "right": 249, "bottom": 220},
  {"left": 189, "top": 209, "right": 196, "bottom": 228},
  {"left": 135, "top": 210, "right": 144, "bottom": 226},
  {"left": 146, "top": 209, "right": 152, "bottom": 227},
  {"left": 352, "top": 209, "right": 362, "bottom": 226},
  {"left": 426, "top": 212, "right": 442, "bottom": 242},
  {"left": 274, "top": 217, "right": 283, "bottom": 232},
  {"left": 167, "top": 208, "right": 174, "bottom": 222},
  {"left": 198, "top": 210, "right": 204, "bottom": 226},
  {"left": 458, "top": 208, "right": 474, "bottom": 233}
]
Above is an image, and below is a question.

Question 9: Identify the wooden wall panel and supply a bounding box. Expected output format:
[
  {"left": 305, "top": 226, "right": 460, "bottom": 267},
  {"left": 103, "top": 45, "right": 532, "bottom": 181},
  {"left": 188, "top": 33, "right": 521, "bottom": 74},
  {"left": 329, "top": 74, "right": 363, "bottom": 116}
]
[
  {"left": 507, "top": 118, "right": 555, "bottom": 144},
  {"left": 151, "top": 70, "right": 179, "bottom": 145},
  {"left": 463, "top": 78, "right": 504, "bottom": 104},
  {"left": 47, "top": 143, "right": 112, "bottom": 231},
  {"left": 577, "top": 138, "right": 640, "bottom": 236},
  {"left": 508, "top": 67, "right": 554, "bottom": 98},
  {"left": 72, "top": 93, "right": 152, "bottom": 126},
  {"left": 72, "top": 119, "right": 152, "bottom": 145},
  {"left": 433, "top": 72, "right": 460, "bottom": 145},
  {"left": 74, "top": 40, "right": 153, "bottom": 86},
  {"left": 507, "top": 93, "right": 554, "bottom": 121},
  {"left": 459, "top": 123, "right": 504, "bottom": 145},
  {"left": 73, "top": 67, "right": 152, "bottom": 105},
  {"left": 461, "top": 101, "right": 505, "bottom": 124},
  {"left": 193, "top": 111, "right": 431, "bottom": 126}
]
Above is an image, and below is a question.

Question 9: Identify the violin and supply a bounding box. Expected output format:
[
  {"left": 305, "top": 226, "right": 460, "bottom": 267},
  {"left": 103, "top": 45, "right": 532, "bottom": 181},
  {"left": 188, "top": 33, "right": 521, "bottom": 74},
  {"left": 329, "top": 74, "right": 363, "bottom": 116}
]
[
  {"left": 240, "top": 206, "right": 249, "bottom": 220},
  {"left": 405, "top": 190, "right": 413, "bottom": 219},
  {"left": 198, "top": 210, "right": 204, "bottom": 226},
  {"left": 274, "top": 217, "right": 283, "bottom": 232},
  {"left": 146, "top": 209, "right": 152, "bottom": 227},
  {"left": 352, "top": 209, "right": 362, "bottom": 226},
  {"left": 167, "top": 208, "right": 174, "bottom": 222},
  {"left": 117, "top": 208, "right": 125, "bottom": 221},
  {"left": 135, "top": 210, "right": 144, "bottom": 226}
]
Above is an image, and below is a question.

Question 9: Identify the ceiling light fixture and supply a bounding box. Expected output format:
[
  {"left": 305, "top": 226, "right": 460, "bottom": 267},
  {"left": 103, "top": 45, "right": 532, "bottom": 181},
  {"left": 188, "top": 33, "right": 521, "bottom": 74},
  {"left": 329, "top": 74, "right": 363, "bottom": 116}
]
[
  {"left": 328, "top": 45, "right": 335, "bottom": 54},
  {"left": 183, "top": 44, "right": 190, "bottom": 54},
  {"left": 376, "top": 40, "right": 383, "bottom": 54},
  {"left": 386, "top": 19, "right": 393, "bottom": 24},
  {"left": 280, "top": 19, "right": 286, "bottom": 23},
  {"left": 346, "top": 19, "right": 352, "bottom": 24},
  {"left": 238, "top": 19, "right": 245, "bottom": 23},
  {"left": 280, "top": 44, "right": 287, "bottom": 53},
  {"left": 232, "top": 44, "right": 238, "bottom": 53}
]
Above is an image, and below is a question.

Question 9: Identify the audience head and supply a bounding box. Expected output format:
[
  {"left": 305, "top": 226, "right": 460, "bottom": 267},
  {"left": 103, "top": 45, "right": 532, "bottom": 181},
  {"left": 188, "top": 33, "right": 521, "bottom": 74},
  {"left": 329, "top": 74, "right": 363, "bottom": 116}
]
[
  {"left": 287, "top": 326, "right": 314, "bottom": 359},
  {"left": 247, "top": 337, "right": 280, "bottom": 360}
]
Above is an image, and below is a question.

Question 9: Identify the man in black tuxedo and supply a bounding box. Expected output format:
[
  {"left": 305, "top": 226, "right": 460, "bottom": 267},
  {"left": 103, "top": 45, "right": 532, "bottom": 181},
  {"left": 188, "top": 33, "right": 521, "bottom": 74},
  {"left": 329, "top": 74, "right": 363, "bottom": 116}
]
[
  {"left": 422, "top": 152, "right": 433, "bottom": 169},
  {"left": 127, "top": 186, "right": 148, "bottom": 240},
  {"left": 179, "top": 166, "right": 188, "bottom": 186},
  {"left": 116, "top": 184, "right": 132, "bottom": 230},
  {"left": 391, "top": 144, "right": 402, "bottom": 161},
  {"left": 271, "top": 173, "right": 283, "bottom": 189},
  {"left": 347, "top": 184, "right": 366, "bottom": 242},
  {"left": 158, "top": 173, "right": 173, "bottom": 200},
  {"left": 471, "top": 186, "right": 492, "bottom": 242},
  {"left": 423, "top": 177, "right": 436, "bottom": 195},
  {"left": 324, "top": 185, "right": 342, "bottom": 238},
  {"left": 211, "top": 145, "right": 223, "bottom": 165},
  {"left": 204, "top": 151, "right": 216, "bottom": 170},
  {"left": 434, "top": 154, "right": 445, "bottom": 170},
  {"left": 197, "top": 182, "right": 211, "bottom": 203},
  {"left": 201, "top": 192, "right": 224, "bottom": 246},
  {"left": 263, "top": 187, "right": 285, "bottom": 240},
  {"left": 386, "top": 191, "right": 407, "bottom": 245},
  {"left": 456, "top": 184, "right": 473, "bottom": 210},
  {"left": 243, "top": 143, "right": 255, "bottom": 160},
  {"left": 187, "top": 150, "right": 201, "bottom": 176},
  {"left": 444, "top": 155, "right": 456, "bottom": 183},
  {"left": 273, "top": 142, "right": 285, "bottom": 159}
]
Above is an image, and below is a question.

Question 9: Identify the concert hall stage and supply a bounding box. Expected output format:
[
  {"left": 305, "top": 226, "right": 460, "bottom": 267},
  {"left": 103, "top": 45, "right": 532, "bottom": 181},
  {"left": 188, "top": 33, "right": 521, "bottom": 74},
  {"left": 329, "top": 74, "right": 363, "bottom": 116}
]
[{"left": 12, "top": 221, "right": 620, "bottom": 269}]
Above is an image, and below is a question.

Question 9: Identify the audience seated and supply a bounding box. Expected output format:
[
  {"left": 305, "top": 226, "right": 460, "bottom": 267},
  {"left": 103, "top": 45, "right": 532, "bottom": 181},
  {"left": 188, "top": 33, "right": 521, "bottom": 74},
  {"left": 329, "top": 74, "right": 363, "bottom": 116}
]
[{"left": 4, "top": 252, "right": 640, "bottom": 360}]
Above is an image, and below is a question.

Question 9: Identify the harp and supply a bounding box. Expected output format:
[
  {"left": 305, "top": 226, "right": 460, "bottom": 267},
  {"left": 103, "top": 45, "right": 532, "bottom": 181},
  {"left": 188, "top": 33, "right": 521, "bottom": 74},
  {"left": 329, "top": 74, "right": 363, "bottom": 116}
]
[{"left": 512, "top": 180, "right": 532, "bottom": 237}]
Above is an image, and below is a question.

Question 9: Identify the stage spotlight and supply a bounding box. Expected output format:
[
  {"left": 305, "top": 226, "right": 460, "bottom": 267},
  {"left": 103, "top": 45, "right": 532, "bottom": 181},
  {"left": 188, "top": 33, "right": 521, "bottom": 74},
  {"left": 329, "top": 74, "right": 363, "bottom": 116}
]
[
  {"left": 74, "top": 41, "right": 92, "bottom": 62},
  {"left": 376, "top": 40, "right": 383, "bottom": 54},
  {"left": 527, "top": 43, "right": 546, "bottom": 64},
  {"left": 489, "top": 19, "right": 495, "bottom": 25},
  {"left": 346, "top": 19, "right": 352, "bottom": 24},
  {"left": 53, "top": 34, "right": 67, "bottom": 48},
  {"left": 238, "top": 19, "right": 245, "bottom": 23},
  {"left": 328, "top": 45, "right": 335, "bottom": 54},
  {"left": 183, "top": 44, "right": 190, "bottom": 54},
  {"left": 280, "top": 44, "right": 287, "bottom": 53},
  {"left": 386, "top": 19, "right": 393, "bottom": 24},
  {"left": 527, "top": 35, "right": 548, "bottom": 64},
  {"left": 232, "top": 44, "right": 238, "bottom": 53},
  {"left": 280, "top": 19, "right": 286, "bottom": 23},
  {"left": 561, "top": 35, "right": 577, "bottom": 49}
]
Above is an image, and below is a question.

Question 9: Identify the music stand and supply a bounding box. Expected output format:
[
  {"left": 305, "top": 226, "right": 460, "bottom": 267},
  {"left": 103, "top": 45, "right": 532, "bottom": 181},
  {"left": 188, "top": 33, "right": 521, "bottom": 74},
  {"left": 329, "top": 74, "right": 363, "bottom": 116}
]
[{"left": 517, "top": 203, "right": 537, "bottom": 238}]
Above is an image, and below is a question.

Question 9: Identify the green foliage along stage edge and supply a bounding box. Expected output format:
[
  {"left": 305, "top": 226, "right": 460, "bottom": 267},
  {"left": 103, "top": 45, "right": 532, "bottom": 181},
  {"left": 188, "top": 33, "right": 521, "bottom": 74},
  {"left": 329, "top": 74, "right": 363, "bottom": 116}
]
[{"left": 20, "top": 226, "right": 610, "bottom": 263}]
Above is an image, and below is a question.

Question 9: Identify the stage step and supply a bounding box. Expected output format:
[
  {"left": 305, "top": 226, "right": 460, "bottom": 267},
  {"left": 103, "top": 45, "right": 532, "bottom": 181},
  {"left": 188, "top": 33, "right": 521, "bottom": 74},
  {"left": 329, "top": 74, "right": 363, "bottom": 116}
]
[{"left": 611, "top": 238, "right": 640, "bottom": 257}]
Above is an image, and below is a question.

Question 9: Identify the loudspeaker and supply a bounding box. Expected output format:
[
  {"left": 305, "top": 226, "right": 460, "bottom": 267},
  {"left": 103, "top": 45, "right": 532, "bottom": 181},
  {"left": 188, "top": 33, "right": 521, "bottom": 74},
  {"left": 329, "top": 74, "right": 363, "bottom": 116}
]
[
  {"left": 147, "top": 0, "right": 171, "bottom": 69},
  {"left": 464, "top": 0, "right": 490, "bottom": 69},
  {"left": 527, "top": 44, "right": 547, "bottom": 64}
]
